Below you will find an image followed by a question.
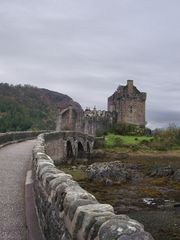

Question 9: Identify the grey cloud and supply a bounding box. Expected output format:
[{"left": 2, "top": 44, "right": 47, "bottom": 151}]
[
  {"left": 0, "top": 0, "right": 180, "bottom": 128},
  {"left": 147, "top": 109, "right": 180, "bottom": 129}
]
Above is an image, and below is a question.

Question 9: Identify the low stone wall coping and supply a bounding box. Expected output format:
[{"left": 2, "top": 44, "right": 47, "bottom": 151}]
[{"left": 0, "top": 131, "right": 46, "bottom": 147}]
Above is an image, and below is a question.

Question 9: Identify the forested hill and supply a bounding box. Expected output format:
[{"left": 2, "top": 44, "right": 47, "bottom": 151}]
[{"left": 0, "top": 83, "right": 82, "bottom": 132}]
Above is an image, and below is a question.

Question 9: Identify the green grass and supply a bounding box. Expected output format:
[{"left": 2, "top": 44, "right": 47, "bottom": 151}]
[
  {"left": 59, "top": 167, "right": 87, "bottom": 181},
  {"left": 105, "top": 133, "right": 153, "bottom": 146}
]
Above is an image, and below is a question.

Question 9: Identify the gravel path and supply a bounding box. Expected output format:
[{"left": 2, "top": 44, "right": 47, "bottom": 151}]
[{"left": 0, "top": 140, "right": 35, "bottom": 240}]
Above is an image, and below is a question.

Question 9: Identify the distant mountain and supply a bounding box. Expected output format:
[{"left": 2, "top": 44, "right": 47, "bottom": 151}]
[{"left": 0, "top": 83, "right": 82, "bottom": 132}]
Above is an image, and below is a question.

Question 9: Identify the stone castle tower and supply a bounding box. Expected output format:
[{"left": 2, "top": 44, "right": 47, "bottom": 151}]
[
  {"left": 56, "top": 80, "right": 147, "bottom": 135},
  {"left": 108, "top": 80, "right": 146, "bottom": 126}
]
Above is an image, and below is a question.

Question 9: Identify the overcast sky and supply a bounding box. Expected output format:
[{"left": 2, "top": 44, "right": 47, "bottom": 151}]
[{"left": 0, "top": 0, "right": 180, "bottom": 129}]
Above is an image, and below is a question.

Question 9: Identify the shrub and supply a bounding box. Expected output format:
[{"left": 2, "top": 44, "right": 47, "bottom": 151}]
[
  {"left": 94, "top": 137, "right": 105, "bottom": 149},
  {"left": 112, "top": 136, "right": 123, "bottom": 147},
  {"left": 152, "top": 124, "right": 180, "bottom": 150},
  {"left": 140, "top": 139, "right": 150, "bottom": 146},
  {"left": 131, "top": 145, "right": 140, "bottom": 152},
  {"left": 149, "top": 139, "right": 170, "bottom": 151},
  {"left": 111, "top": 123, "right": 145, "bottom": 136}
]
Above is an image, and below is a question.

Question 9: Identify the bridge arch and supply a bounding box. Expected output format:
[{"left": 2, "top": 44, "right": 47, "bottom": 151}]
[
  {"left": 66, "top": 140, "right": 74, "bottom": 159},
  {"left": 77, "top": 141, "right": 85, "bottom": 158}
]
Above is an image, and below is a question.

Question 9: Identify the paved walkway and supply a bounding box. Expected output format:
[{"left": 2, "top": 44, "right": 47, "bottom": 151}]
[{"left": 0, "top": 140, "right": 35, "bottom": 240}]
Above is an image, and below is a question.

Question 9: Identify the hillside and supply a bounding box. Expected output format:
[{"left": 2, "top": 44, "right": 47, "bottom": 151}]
[{"left": 0, "top": 83, "right": 82, "bottom": 132}]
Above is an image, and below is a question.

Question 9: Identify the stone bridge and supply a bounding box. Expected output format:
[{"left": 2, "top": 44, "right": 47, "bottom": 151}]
[
  {"left": 44, "top": 131, "right": 94, "bottom": 164},
  {"left": 0, "top": 131, "right": 154, "bottom": 240}
]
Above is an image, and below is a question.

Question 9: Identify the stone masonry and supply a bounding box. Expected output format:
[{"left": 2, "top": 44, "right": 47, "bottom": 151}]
[{"left": 32, "top": 132, "right": 154, "bottom": 240}]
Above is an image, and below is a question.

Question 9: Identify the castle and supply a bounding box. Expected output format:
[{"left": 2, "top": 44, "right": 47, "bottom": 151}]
[{"left": 56, "top": 80, "right": 146, "bottom": 136}]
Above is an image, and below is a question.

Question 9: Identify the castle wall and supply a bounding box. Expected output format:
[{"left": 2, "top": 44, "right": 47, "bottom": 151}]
[
  {"left": 83, "top": 110, "right": 115, "bottom": 136},
  {"left": 107, "top": 95, "right": 115, "bottom": 112},
  {"left": 57, "top": 107, "right": 114, "bottom": 136},
  {"left": 117, "top": 97, "right": 146, "bottom": 126},
  {"left": 56, "top": 106, "right": 83, "bottom": 132}
]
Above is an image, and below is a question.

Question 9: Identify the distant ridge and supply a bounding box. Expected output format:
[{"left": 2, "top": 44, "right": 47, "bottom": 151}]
[{"left": 0, "top": 83, "right": 82, "bottom": 132}]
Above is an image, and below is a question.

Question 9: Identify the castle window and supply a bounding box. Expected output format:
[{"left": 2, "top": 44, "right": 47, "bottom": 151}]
[{"left": 129, "top": 106, "right": 133, "bottom": 113}]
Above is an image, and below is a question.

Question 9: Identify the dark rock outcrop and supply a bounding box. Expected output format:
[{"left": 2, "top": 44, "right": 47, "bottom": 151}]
[
  {"left": 173, "top": 168, "right": 180, "bottom": 181},
  {"left": 149, "top": 166, "right": 174, "bottom": 177},
  {"left": 86, "top": 161, "right": 144, "bottom": 184}
]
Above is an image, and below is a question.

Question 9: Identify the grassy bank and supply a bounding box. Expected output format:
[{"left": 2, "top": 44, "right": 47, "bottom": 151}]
[
  {"left": 105, "top": 133, "right": 153, "bottom": 146},
  {"left": 96, "top": 132, "right": 180, "bottom": 152}
]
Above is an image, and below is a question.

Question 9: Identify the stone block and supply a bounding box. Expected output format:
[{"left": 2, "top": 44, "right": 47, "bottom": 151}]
[
  {"left": 49, "top": 173, "right": 73, "bottom": 190},
  {"left": 68, "top": 203, "right": 114, "bottom": 239},
  {"left": 37, "top": 164, "right": 56, "bottom": 179},
  {"left": 117, "top": 231, "right": 154, "bottom": 240},
  {"left": 97, "top": 216, "right": 149, "bottom": 240},
  {"left": 42, "top": 172, "right": 65, "bottom": 189},
  {"left": 37, "top": 152, "right": 54, "bottom": 163}
]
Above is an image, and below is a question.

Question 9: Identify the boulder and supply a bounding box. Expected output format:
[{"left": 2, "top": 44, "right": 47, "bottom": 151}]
[
  {"left": 86, "top": 161, "right": 143, "bottom": 184},
  {"left": 150, "top": 166, "right": 174, "bottom": 177},
  {"left": 173, "top": 168, "right": 180, "bottom": 181}
]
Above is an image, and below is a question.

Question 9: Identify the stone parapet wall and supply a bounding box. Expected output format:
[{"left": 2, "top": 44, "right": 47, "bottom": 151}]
[
  {"left": 0, "top": 131, "right": 45, "bottom": 146},
  {"left": 32, "top": 133, "right": 154, "bottom": 240}
]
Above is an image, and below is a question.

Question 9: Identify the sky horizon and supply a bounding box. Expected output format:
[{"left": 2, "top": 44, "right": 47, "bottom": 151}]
[{"left": 0, "top": 0, "right": 180, "bottom": 129}]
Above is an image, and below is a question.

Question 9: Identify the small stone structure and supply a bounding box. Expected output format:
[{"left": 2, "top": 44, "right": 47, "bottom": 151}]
[
  {"left": 32, "top": 132, "right": 154, "bottom": 240},
  {"left": 56, "top": 80, "right": 146, "bottom": 136}
]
